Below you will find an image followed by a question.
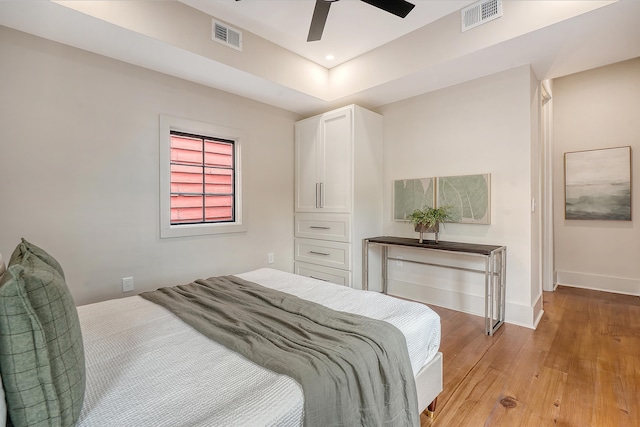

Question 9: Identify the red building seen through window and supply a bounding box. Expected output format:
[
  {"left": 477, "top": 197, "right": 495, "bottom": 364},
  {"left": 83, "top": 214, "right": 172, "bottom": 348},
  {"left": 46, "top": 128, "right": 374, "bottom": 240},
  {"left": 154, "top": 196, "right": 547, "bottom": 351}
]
[{"left": 169, "top": 132, "right": 234, "bottom": 224}]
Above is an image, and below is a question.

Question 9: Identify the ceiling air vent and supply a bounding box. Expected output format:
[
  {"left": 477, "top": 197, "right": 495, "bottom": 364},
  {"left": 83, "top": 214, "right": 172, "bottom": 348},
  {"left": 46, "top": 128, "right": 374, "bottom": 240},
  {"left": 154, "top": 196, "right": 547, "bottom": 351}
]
[
  {"left": 212, "top": 20, "right": 242, "bottom": 51},
  {"left": 461, "top": 0, "right": 502, "bottom": 32}
]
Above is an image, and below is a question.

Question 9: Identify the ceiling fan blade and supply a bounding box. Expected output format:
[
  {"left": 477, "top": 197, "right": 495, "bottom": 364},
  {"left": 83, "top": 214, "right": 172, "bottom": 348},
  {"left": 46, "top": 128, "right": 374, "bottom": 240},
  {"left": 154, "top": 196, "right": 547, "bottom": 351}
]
[
  {"left": 307, "top": 0, "right": 332, "bottom": 42},
  {"left": 360, "top": 0, "right": 415, "bottom": 18}
]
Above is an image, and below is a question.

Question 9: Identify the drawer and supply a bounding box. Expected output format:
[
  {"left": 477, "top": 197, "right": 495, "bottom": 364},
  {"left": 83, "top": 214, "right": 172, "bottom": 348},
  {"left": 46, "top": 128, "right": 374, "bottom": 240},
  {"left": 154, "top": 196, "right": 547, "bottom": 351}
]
[
  {"left": 295, "top": 213, "right": 350, "bottom": 242},
  {"left": 295, "top": 262, "right": 352, "bottom": 287},
  {"left": 294, "top": 238, "right": 351, "bottom": 270}
]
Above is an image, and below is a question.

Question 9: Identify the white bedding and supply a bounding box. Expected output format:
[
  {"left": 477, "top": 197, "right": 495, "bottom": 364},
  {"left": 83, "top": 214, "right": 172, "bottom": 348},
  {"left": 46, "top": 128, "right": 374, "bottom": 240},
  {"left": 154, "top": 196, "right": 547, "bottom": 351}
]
[{"left": 76, "top": 268, "right": 440, "bottom": 427}]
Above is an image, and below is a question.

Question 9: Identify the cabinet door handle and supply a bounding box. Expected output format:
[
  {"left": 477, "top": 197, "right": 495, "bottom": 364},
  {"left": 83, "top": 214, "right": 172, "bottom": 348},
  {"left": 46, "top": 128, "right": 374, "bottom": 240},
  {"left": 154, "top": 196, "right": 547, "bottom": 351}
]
[
  {"left": 319, "top": 182, "right": 324, "bottom": 208},
  {"left": 309, "top": 226, "right": 330, "bottom": 230},
  {"left": 315, "top": 183, "right": 321, "bottom": 208},
  {"left": 310, "top": 275, "right": 330, "bottom": 282},
  {"left": 309, "top": 251, "right": 330, "bottom": 256}
]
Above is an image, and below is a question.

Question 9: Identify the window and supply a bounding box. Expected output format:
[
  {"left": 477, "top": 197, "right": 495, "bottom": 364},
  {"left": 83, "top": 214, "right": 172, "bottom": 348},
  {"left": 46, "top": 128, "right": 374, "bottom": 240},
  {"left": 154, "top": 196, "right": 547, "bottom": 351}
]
[
  {"left": 160, "top": 115, "right": 245, "bottom": 238},
  {"left": 170, "top": 131, "right": 235, "bottom": 224}
]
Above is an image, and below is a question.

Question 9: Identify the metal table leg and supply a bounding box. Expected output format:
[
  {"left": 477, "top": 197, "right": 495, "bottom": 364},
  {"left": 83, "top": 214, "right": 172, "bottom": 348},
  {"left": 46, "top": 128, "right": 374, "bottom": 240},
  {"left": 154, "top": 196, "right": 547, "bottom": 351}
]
[
  {"left": 485, "top": 256, "right": 491, "bottom": 335},
  {"left": 362, "top": 239, "right": 369, "bottom": 291},
  {"left": 382, "top": 245, "right": 388, "bottom": 294}
]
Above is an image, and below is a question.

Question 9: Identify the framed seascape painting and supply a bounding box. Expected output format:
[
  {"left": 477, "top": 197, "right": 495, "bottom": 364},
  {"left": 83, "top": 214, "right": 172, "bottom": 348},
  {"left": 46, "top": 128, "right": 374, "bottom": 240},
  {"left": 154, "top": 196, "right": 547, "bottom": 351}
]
[
  {"left": 437, "top": 174, "right": 491, "bottom": 224},
  {"left": 393, "top": 177, "right": 435, "bottom": 221},
  {"left": 564, "top": 146, "right": 631, "bottom": 220}
]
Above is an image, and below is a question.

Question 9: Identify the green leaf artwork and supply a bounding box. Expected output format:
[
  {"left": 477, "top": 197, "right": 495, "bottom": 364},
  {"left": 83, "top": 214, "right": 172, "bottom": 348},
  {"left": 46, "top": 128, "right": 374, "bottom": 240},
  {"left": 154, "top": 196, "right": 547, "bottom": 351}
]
[
  {"left": 437, "top": 174, "right": 491, "bottom": 224},
  {"left": 394, "top": 178, "right": 435, "bottom": 221}
]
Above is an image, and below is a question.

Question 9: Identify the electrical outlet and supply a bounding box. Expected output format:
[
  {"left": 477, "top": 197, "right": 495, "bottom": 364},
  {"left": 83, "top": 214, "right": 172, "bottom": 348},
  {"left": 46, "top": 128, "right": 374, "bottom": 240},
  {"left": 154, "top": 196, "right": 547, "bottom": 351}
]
[
  {"left": 267, "top": 253, "right": 274, "bottom": 264},
  {"left": 122, "top": 277, "right": 134, "bottom": 292}
]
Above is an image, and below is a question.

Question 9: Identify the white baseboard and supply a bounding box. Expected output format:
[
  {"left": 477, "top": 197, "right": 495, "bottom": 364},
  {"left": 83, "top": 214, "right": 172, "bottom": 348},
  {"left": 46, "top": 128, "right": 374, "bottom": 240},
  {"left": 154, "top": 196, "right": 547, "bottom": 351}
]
[
  {"left": 532, "top": 294, "right": 544, "bottom": 329},
  {"left": 556, "top": 270, "right": 640, "bottom": 296},
  {"left": 387, "top": 279, "right": 537, "bottom": 329},
  {"left": 505, "top": 301, "right": 537, "bottom": 330}
]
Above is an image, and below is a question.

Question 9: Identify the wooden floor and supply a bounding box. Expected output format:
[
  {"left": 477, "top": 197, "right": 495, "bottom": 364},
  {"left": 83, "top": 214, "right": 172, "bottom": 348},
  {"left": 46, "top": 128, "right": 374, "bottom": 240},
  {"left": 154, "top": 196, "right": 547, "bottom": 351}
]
[{"left": 420, "top": 286, "right": 640, "bottom": 427}]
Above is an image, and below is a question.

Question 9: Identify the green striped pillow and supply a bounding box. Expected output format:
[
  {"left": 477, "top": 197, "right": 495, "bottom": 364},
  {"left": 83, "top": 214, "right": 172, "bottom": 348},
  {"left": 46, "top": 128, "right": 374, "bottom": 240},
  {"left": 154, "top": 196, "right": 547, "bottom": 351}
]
[{"left": 0, "top": 242, "right": 85, "bottom": 427}]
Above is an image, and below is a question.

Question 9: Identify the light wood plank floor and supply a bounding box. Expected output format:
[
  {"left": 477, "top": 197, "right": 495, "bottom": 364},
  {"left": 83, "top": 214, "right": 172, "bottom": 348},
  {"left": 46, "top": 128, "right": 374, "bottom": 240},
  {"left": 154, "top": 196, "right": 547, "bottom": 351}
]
[{"left": 420, "top": 286, "right": 640, "bottom": 427}]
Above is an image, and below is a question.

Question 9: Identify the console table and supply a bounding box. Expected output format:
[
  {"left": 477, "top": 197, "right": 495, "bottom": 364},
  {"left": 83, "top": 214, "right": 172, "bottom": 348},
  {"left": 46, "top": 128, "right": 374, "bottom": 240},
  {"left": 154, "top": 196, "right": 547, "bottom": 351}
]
[{"left": 362, "top": 236, "right": 506, "bottom": 336}]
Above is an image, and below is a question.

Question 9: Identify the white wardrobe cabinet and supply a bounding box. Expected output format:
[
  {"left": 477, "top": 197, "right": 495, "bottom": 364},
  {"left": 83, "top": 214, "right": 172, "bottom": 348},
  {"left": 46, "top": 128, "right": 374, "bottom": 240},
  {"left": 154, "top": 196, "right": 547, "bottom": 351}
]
[
  {"left": 294, "top": 105, "right": 382, "bottom": 289},
  {"left": 295, "top": 107, "right": 352, "bottom": 213}
]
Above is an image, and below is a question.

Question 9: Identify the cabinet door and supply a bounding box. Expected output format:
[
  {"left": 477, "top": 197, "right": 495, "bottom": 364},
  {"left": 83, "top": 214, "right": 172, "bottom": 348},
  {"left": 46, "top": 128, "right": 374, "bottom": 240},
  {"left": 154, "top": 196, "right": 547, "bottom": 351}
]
[
  {"left": 294, "top": 116, "right": 321, "bottom": 212},
  {"left": 319, "top": 108, "right": 352, "bottom": 213}
]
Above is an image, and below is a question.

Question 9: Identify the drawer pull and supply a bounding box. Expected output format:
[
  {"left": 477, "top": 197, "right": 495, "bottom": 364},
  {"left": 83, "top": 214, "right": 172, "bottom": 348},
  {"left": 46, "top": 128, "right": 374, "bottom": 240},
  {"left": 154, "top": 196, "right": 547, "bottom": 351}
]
[
  {"left": 310, "top": 275, "right": 330, "bottom": 282},
  {"left": 309, "top": 251, "right": 330, "bottom": 256},
  {"left": 309, "top": 226, "right": 331, "bottom": 230}
]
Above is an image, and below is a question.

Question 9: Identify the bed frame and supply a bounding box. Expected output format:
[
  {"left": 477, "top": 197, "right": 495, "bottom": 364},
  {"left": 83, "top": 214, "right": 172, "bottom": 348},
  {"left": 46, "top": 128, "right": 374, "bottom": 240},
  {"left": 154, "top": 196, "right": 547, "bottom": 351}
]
[{"left": 415, "top": 351, "right": 443, "bottom": 418}]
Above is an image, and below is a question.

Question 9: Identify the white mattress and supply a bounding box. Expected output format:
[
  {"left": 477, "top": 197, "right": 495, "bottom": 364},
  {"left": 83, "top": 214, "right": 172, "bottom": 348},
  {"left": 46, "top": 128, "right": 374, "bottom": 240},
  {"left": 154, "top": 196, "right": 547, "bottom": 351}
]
[{"left": 76, "top": 268, "right": 440, "bottom": 427}]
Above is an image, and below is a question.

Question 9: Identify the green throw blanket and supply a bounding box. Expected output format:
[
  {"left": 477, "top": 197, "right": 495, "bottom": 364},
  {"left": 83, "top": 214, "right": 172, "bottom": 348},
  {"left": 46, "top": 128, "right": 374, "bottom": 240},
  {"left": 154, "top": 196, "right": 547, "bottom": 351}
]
[{"left": 140, "top": 275, "right": 419, "bottom": 427}]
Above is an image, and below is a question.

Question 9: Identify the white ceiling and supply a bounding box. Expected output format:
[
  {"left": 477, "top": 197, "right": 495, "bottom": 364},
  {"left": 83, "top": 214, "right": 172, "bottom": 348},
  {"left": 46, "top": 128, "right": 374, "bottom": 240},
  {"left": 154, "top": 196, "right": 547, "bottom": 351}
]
[
  {"left": 0, "top": 1, "right": 639, "bottom": 116},
  {"left": 180, "top": 0, "right": 476, "bottom": 68}
]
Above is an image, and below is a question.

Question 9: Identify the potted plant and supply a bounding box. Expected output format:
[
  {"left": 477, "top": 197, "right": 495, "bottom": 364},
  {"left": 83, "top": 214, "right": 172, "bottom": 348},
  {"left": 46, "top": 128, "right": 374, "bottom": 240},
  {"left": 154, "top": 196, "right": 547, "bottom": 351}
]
[{"left": 408, "top": 206, "right": 452, "bottom": 243}]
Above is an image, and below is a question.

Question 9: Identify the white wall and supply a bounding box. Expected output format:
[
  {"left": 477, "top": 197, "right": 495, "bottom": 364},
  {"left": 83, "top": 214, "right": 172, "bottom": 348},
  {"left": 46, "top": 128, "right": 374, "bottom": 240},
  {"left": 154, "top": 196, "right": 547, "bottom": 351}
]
[
  {"left": 529, "top": 69, "right": 543, "bottom": 322},
  {"left": 0, "top": 26, "right": 299, "bottom": 305},
  {"left": 553, "top": 57, "right": 640, "bottom": 295},
  {"left": 375, "top": 65, "right": 541, "bottom": 328}
]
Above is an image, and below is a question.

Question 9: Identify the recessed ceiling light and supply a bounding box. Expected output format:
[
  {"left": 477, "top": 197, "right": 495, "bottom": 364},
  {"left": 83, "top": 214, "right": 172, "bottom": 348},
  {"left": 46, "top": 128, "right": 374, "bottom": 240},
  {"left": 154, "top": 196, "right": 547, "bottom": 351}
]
[{"left": 325, "top": 54, "right": 335, "bottom": 61}]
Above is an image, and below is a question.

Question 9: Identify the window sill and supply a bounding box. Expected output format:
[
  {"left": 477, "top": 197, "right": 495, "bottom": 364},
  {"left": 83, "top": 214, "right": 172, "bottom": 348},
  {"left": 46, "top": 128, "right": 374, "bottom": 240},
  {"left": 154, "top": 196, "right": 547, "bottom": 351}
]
[{"left": 160, "top": 221, "right": 247, "bottom": 239}]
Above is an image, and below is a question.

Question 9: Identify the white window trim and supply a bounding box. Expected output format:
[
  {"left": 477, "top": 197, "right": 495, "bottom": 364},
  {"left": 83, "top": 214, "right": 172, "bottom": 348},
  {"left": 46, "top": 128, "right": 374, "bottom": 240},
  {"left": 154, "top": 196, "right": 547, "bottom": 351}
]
[{"left": 160, "top": 114, "right": 246, "bottom": 238}]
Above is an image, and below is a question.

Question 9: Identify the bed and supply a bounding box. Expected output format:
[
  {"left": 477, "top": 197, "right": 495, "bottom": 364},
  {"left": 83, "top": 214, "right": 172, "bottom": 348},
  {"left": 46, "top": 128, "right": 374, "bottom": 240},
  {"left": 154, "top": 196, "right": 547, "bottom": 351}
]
[{"left": 0, "top": 240, "right": 442, "bottom": 427}]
